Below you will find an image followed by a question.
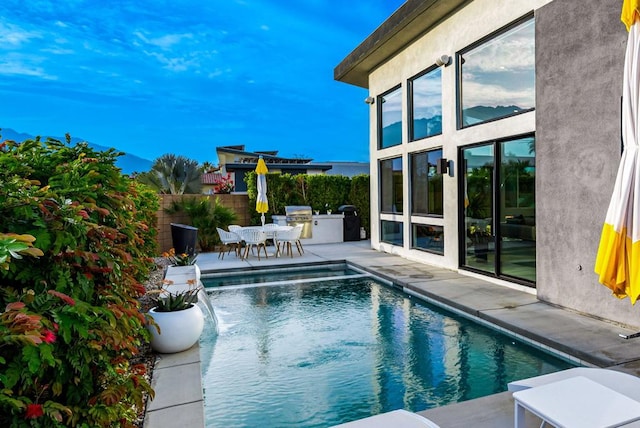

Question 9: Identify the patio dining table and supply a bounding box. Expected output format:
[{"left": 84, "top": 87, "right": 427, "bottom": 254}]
[{"left": 237, "top": 225, "right": 293, "bottom": 258}]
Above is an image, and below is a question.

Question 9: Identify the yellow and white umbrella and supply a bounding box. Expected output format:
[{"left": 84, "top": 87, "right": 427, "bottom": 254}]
[
  {"left": 255, "top": 156, "right": 269, "bottom": 226},
  {"left": 595, "top": 0, "right": 640, "bottom": 303}
]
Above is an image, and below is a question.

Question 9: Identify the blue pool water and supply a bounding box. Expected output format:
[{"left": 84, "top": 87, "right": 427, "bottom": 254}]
[{"left": 200, "top": 276, "right": 574, "bottom": 428}]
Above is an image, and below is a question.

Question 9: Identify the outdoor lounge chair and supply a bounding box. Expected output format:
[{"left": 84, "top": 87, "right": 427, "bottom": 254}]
[
  {"left": 216, "top": 227, "right": 241, "bottom": 259},
  {"left": 332, "top": 409, "right": 440, "bottom": 428}
]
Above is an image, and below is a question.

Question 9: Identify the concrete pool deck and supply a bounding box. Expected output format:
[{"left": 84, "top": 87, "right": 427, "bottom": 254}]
[{"left": 143, "top": 240, "right": 640, "bottom": 428}]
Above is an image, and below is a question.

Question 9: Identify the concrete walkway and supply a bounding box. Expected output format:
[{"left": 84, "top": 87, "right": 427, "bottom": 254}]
[{"left": 144, "top": 240, "right": 640, "bottom": 428}]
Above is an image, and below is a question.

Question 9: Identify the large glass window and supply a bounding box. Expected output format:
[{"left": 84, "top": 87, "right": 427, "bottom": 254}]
[
  {"left": 381, "top": 221, "right": 403, "bottom": 246},
  {"left": 412, "top": 224, "right": 444, "bottom": 254},
  {"left": 459, "top": 17, "right": 535, "bottom": 127},
  {"left": 379, "top": 86, "right": 403, "bottom": 149},
  {"left": 411, "top": 149, "right": 443, "bottom": 216},
  {"left": 380, "top": 157, "right": 403, "bottom": 214},
  {"left": 410, "top": 67, "right": 442, "bottom": 141}
]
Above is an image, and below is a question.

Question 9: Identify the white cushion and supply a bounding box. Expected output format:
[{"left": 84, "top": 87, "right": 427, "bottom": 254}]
[{"left": 332, "top": 409, "right": 440, "bottom": 428}]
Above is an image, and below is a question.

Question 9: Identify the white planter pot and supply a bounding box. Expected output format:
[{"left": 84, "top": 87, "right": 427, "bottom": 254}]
[
  {"left": 167, "top": 265, "right": 201, "bottom": 282},
  {"left": 147, "top": 304, "right": 204, "bottom": 354}
]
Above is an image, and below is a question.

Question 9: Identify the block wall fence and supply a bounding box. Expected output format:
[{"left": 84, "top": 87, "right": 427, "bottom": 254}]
[{"left": 156, "top": 194, "right": 250, "bottom": 253}]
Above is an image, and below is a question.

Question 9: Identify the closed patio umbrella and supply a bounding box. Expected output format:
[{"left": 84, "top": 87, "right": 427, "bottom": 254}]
[
  {"left": 255, "top": 155, "right": 269, "bottom": 226},
  {"left": 595, "top": 0, "right": 640, "bottom": 303}
]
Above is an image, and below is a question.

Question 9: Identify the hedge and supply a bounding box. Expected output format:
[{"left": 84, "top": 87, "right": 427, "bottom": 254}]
[{"left": 0, "top": 136, "right": 158, "bottom": 427}]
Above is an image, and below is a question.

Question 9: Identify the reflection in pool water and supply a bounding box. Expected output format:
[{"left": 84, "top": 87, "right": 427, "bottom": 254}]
[{"left": 201, "top": 277, "right": 574, "bottom": 428}]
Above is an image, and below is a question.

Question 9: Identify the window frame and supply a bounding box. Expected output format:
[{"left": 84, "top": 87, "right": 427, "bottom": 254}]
[
  {"left": 456, "top": 13, "right": 536, "bottom": 130},
  {"left": 411, "top": 223, "right": 444, "bottom": 255},
  {"left": 410, "top": 148, "right": 444, "bottom": 217},
  {"left": 408, "top": 65, "right": 443, "bottom": 142},
  {"left": 377, "top": 84, "right": 403, "bottom": 150},
  {"left": 380, "top": 220, "right": 404, "bottom": 246},
  {"left": 379, "top": 156, "right": 404, "bottom": 214}
]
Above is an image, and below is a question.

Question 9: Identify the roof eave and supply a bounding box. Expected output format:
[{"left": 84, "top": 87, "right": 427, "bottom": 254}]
[{"left": 334, "top": 0, "right": 474, "bottom": 89}]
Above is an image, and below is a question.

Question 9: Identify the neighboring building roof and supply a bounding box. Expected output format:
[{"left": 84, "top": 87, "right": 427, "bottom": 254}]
[
  {"left": 224, "top": 163, "right": 333, "bottom": 172},
  {"left": 324, "top": 162, "right": 370, "bottom": 177},
  {"left": 216, "top": 145, "right": 312, "bottom": 164},
  {"left": 334, "top": 0, "right": 474, "bottom": 88}
]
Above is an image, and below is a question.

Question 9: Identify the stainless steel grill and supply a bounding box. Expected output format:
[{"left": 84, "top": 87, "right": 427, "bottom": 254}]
[{"left": 285, "top": 205, "right": 313, "bottom": 238}]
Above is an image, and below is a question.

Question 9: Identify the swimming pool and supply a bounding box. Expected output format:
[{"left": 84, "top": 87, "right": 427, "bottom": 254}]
[
  {"left": 200, "top": 274, "right": 574, "bottom": 427},
  {"left": 203, "top": 264, "right": 362, "bottom": 288}
]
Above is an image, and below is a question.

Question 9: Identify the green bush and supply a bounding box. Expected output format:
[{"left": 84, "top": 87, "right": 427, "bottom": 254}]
[
  {"left": 0, "top": 137, "right": 157, "bottom": 427},
  {"left": 246, "top": 172, "right": 370, "bottom": 234},
  {"left": 349, "top": 174, "right": 370, "bottom": 235}
]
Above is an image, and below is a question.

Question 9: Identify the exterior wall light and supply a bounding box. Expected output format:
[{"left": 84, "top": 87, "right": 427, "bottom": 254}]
[
  {"left": 364, "top": 96, "right": 375, "bottom": 105},
  {"left": 435, "top": 55, "right": 452, "bottom": 67},
  {"left": 437, "top": 158, "right": 454, "bottom": 177}
]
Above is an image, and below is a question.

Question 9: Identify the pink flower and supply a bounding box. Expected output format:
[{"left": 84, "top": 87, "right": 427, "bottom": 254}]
[
  {"left": 42, "top": 329, "right": 56, "bottom": 344},
  {"left": 25, "top": 403, "right": 44, "bottom": 419}
]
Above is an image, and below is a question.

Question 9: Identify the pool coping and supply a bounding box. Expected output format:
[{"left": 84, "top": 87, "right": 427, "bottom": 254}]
[{"left": 143, "top": 241, "right": 640, "bottom": 427}]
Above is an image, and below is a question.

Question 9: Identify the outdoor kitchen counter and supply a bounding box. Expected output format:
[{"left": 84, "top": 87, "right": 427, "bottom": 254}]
[{"left": 272, "top": 214, "right": 344, "bottom": 245}]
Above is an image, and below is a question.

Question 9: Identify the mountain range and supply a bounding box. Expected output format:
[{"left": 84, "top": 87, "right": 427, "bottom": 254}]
[{"left": 0, "top": 128, "right": 152, "bottom": 174}]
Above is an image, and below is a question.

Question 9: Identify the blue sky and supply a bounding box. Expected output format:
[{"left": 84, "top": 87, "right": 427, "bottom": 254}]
[{"left": 0, "top": 0, "right": 404, "bottom": 165}]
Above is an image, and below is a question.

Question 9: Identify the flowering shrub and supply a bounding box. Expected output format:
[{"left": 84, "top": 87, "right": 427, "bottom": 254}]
[
  {"left": 213, "top": 173, "right": 234, "bottom": 194},
  {"left": 162, "top": 248, "right": 197, "bottom": 266},
  {"left": 0, "top": 136, "right": 159, "bottom": 426}
]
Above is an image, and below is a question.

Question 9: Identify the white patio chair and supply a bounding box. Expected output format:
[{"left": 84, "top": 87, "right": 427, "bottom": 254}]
[
  {"left": 228, "top": 224, "right": 242, "bottom": 233},
  {"left": 292, "top": 224, "right": 304, "bottom": 255},
  {"left": 239, "top": 228, "right": 268, "bottom": 260},
  {"left": 262, "top": 223, "right": 280, "bottom": 244},
  {"left": 216, "top": 227, "right": 241, "bottom": 259},
  {"left": 275, "top": 226, "right": 303, "bottom": 258}
]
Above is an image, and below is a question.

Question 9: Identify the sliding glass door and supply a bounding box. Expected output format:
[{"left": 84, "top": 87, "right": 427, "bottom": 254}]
[
  {"left": 461, "top": 136, "right": 536, "bottom": 285},
  {"left": 462, "top": 145, "right": 495, "bottom": 274}
]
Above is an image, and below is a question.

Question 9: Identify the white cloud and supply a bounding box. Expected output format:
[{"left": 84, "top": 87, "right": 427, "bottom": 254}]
[
  {"left": 260, "top": 25, "right": 269, "bottom": 31},
  {"left": 134, "top": 30, "right": 194, "bottom": 50},
  {"left": 0, "top": 23, "right": 41, "bottom": 47},
  {"left": 208, "top": 68, "right": 231, "bottom": 79},
  {"left": 142, "top": 50, "right": 198, "bottom": 72},
  {"left": 41, "top": 47, "right": 74, "bottom": 55},
  {"left": 0, "top": 59, "right": 56, "bottom": 80}
]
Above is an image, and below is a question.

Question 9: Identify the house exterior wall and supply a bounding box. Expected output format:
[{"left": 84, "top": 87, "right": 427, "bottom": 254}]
[
  {"left": 535, "top": 0, "right": 637, "bottom": 325},
  {"left": 368, "top": 0, "right": 551, "bottom": 270},
  {"left": 364, "top": 0, "right": 639, "bottom": 326}
]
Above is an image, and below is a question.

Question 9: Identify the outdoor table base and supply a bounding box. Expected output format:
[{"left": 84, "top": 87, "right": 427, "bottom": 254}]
[{"left": 513, "top": 376, "right": 640, "bottom": 428}]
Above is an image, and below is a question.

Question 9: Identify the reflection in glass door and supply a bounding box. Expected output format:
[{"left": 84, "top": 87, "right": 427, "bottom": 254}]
[
  {"left": 461, "top": 136, "right": 536, "bottom": 284},
  {"left": 499, "top": 137, "right": 536, "bottom": 282},
  {"left": 462, "top": 145, "right": 495, "bottom": 274}
]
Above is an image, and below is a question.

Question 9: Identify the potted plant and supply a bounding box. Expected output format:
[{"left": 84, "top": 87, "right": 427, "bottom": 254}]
[
  {"left": 146, "top": 280, "right": 205, "bottom": 353},
  {"left": 468, "top": 223, "right": 492, "bottom": 261},
  {"left": 163, "top": 247, "right": 201, "bottom": 281}
]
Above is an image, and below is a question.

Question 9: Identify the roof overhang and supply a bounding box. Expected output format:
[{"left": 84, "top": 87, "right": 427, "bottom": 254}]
[
  {"left": 334, "top": 0, "right": 474, "bottom": 88},
  {"left": 225, "top": 163, "right": 333, "bottom": 172}
]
